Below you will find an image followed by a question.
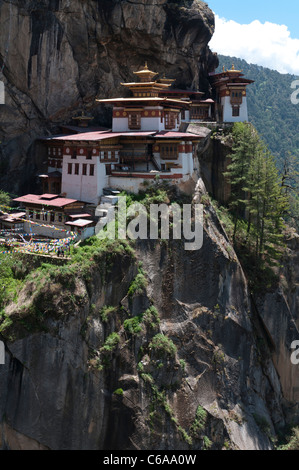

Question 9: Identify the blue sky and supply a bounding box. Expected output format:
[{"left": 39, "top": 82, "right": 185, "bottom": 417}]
[{"left": 207, "top": 0, "right": 299, "bottom": 74}]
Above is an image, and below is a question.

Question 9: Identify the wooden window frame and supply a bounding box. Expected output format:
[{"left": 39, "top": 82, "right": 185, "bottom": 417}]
[
  {"left": 190, "top": 106, "right": 209, "bottom": 119},
  {"left": 232, "top": 106, "right": 240, "bottom": 117},
  {"left": 128, "top": 113, "right": 141, "bottom": 130},
  {"left": 160, "top": 144, "right": 178, "bottom": 160},
  {"left": 165, "top": 112, "right": 176, "bottom": 129}
]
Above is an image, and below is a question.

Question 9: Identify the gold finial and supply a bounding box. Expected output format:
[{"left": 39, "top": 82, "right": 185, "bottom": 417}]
[
  {"left": 145, "top": 61, "right": 148, "bottom": 70},
  {"left": 222, "top": 65, "right": 225, "bottom": 72},
  {"left": 231, "top": 64, "right": 235, "bottom": 70}
]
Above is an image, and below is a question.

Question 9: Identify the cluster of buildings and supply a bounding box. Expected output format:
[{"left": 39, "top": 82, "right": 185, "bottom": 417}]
[{"left": 2, "top": 63, "right": 253, "bottom": 242}]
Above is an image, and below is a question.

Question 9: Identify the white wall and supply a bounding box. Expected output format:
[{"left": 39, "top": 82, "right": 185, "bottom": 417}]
[
  {"left": 109, "top": 176, "right": 149, "bottom": 194},
  {"left": 61, "top": 155, "right": 106, "bottom": 204},
  {"left": 112, "top": 106, "right": 179, "bottom": 132},
  {"left": 23, "top": 221, "right": 72, "bottom": 239},
  {"left": 222, "top": 96, "right": 248, "bottom": 122},
  {"left": 180, "top": 152, "right": 193, "bottom": 175}
]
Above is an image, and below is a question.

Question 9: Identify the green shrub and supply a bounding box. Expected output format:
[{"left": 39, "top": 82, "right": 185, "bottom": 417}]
[
  {"left": 203, "top": 436, "right": 212, "bottom": 450},
  {"left": 113, "top": 388, "right": 124, "bottom": 397},
  {"left": 149, "top": 333, "right": 177, "bottom": 358},
  {"left": 178, "top": 426, "right": 192, "bottom": 445},
  {"left": 127, "top": 272, "right": 147, "bottom": 297},
  {"left": 190, "top": 405, "right": 208, "bottom": 436},
  {"left": 100, "top": 305, "right": 117, "bottom": 323},
  {"left": 143, "top": 306, "right": 160, "bottom": 329},
  {"left": 124, "top": 313, "right": 144, "bottom": 335},
  {"left": 277, "top": 427, "right": 299, "bottom": 450},
  {"left": 101, "top": 332, "right": 120, "bottom": 353}
]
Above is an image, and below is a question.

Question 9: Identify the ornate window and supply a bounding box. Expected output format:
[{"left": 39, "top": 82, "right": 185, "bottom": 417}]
[
  {"left": 128, "top": 113, "right": 141, "bottom": 129},
  {"left": 165, "top": 112, "right": 176, "bottom": 129},
  {"left": 190, "top": 106, "right": 209, "bottom": 119},
  {"left": 230, "top": 91, "right": 243, "bottom": 105},
  {"left": 160, "top": 144, "right": 178, "bottom": 159},
  {"left": 232, "top": 106, "right": 240, "bottom": 117}
]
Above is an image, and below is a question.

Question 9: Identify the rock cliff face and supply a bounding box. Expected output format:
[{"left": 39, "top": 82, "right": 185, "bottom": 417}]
[
  {"left": 0, "top": 0, "right": 218, "bottom": 194},
  {"left": 0, "top": 0, "right": 298, "bottom": 451},
  {"left": 0, "top": 181, "right": 297, "bottom": 450}
]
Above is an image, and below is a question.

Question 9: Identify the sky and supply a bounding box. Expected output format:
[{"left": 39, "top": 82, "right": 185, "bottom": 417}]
[{"left": 207, "top": 0, "right": 299, "bottom": 75}]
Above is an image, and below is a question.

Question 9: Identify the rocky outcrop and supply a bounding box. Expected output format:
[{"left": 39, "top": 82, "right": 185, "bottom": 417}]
[
  {"left": 195, "top": 125, "right": 233, "bottom": 205},
  {"left": 253, "top": 229, "right": 299, "bottom": 404},
  {"left": 0, "top": 181, "right": 295, "bottom": 450},
  {"left": 0, "top": 0, "right": 218, "bottom": 194}
]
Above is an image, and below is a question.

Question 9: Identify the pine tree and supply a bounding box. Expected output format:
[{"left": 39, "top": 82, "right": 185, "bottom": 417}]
[
  {"left": 224, "top": 122, "right": 260, "bottom": 242},
  {"left": 245, "top": 146, "right": 287, "bottom": 264},
  {"left": 0, "top": 190, "right": 10, "bottom": 211}
]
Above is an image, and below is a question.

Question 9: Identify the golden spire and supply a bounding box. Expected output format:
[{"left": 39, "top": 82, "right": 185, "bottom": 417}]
[
  {"left": 227, "top": 63, "right": 242, "bottom": 73},
  {"left": 133, "top": 63, "right": 158, "bottom": 82}
]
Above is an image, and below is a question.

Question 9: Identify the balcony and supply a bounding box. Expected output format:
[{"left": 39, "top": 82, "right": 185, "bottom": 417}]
[{"left": 119, "top": 150, "right": 149, "bottom": 162}]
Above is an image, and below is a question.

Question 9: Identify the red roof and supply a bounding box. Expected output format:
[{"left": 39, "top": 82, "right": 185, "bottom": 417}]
[
  {"left": 51, "top": 131, "right": 156, "bottom": 142},
  {"left": 38, "top": 193, "right": 59, "bottom": 199},
  {"left": 53, "top": 131, "right": 121, "bottom": 142},
  {"left": 13, "top": 194, "right": 79, "bottom": 208},
  {"left": 154, "top": 131, "right": 201, "bottom": 139}
]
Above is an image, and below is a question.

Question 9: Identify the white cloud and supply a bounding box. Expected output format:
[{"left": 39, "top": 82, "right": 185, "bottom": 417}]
[{"left": 209, "top": 15, "right": 299, "bottom": 76}]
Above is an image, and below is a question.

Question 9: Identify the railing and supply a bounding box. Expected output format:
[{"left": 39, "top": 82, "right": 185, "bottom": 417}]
[{"left": 119, "top": 151, "right": 149, "bottom": 161}]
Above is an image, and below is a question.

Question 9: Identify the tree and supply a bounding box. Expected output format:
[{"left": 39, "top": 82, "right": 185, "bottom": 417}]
[
  {"left": 0, "top": 190, "right": 10, "bottom": 211},
  {"left": 245, "top": 146, "right": 288, "bottom": 264},
  {"left": 280, "top": 152, "right": 299, "bottom": 231},
  {"left": 224, "top": 122, "right": 260, "bottom": 242}
]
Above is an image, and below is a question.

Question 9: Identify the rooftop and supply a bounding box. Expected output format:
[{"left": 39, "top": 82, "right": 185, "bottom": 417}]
[
  {"left": 0, "top": 212, "right": 26, "bottom": 222},
  {"left": 65, "top": 219, "right": 94, "bottom": 227},
  {"left": 48, "top": 130, "right": 201, "bottom": 142},
  {"left": 13, "top": 194, "right": 80, "bottom": 208}
]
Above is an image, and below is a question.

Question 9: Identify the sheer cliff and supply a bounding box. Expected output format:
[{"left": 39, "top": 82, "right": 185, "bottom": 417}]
[
  {"left": 0, "top": 0, "right": 298, "bottom": 451},
  {"left": 0, "top": 181, "right": 298, "bottom": 450},
  {"left": 0, "top": 0, "right": 217, "bottom": 194}
]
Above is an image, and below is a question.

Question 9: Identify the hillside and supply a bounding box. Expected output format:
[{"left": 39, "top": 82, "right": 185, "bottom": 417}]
[{"left": 216, "top": 55, "right": 299, "bottom": 168}]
